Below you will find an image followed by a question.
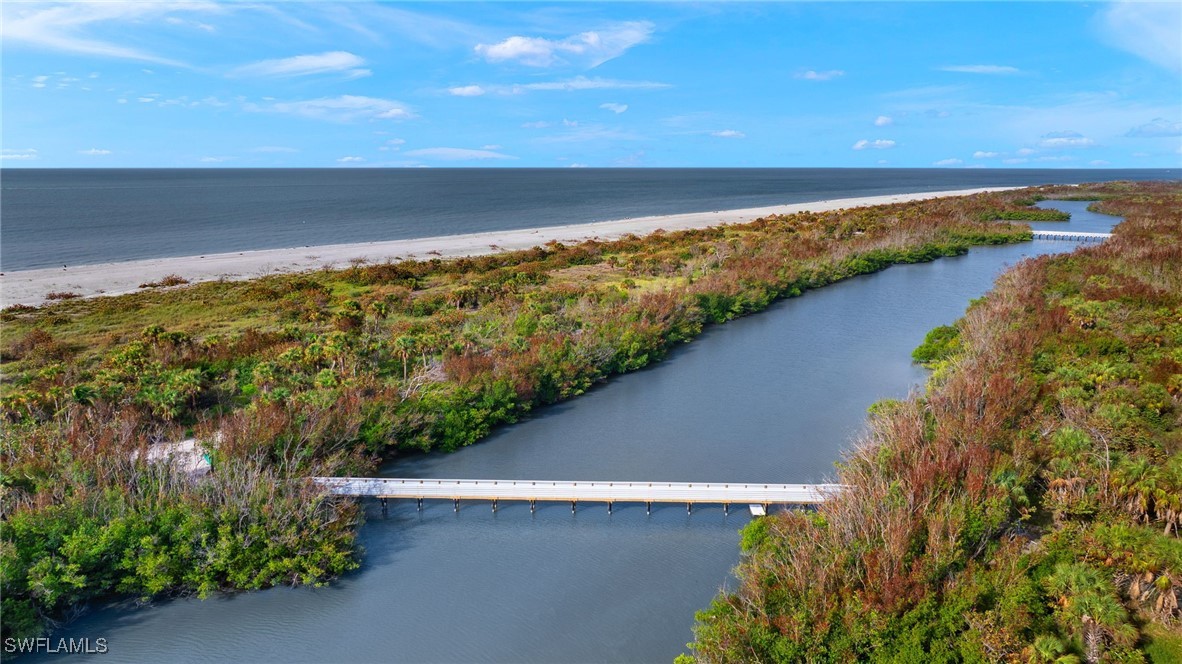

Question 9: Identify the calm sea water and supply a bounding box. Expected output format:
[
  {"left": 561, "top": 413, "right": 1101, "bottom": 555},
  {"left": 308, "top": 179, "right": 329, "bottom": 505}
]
[
  {"left": 33, "top": 202, "right": 1118, "bottom": 663},
  {"left": 1, "top": 168, "right": 1172, "bottom": 270}
]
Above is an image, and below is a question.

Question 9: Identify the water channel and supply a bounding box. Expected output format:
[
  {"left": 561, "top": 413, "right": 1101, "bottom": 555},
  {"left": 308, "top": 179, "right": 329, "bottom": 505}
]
[{"left": 39, "top": 201, "right": 1117, "bottom": 663}]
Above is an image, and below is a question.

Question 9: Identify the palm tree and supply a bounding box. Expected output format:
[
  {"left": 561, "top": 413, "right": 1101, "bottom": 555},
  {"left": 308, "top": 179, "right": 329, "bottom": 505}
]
[
  {"left": 1044, "top": 563, "right": 1135, "bottom": 664},
  {"left": 394, "top": 335, "right": 417, "bottom": 381}
]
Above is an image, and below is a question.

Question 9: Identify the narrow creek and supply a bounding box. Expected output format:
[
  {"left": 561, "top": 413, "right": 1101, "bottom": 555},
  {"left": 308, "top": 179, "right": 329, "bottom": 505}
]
[{"left": 40, "top": 201, "right": 1117, "bottom": 663}]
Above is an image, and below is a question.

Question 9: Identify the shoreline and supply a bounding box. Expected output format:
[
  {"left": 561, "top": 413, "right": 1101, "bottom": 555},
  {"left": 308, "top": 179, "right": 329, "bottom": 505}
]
[{"left": 1, "top": 186, "right": 1020, "bottom": 307}]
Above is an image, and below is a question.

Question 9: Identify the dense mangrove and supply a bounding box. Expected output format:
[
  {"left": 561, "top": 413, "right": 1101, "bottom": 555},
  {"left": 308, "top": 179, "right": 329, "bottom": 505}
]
[
  {"left": 0, "top": 183, "right": 1171, "bottom": 646},
  {"left": 687, "top": 181, "right": 1182, "bottom": 663}
]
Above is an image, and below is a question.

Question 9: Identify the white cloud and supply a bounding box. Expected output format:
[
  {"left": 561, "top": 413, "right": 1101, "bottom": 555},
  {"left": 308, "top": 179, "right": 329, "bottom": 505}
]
[
  {"left": 247, "top": 95, "right": 415, "bottom": 122},
  {"left": 1038, "top": 131, "right": 1096, "bottom": 149},
  {"left": 448, "top": 85, "right": 485, "bottom": 97},
  {"left": 939, "top": 64, "right": 1021, "bottom": 74},
  {"left": 562, "top": 118, "right": 579, "bottom": 127},
  {"left": 481, "top": 144, "right": 502, "bottom": 150},
  {"left": 794, "top": 70, "right": 845, "bottom": 81},
  {"left": 31, "top": 75, "right": 49, "bottom": 88},
  {"left": 600, "top": 102, "right": 628, "bottom": 114},
  {"left": 852, "top": 139, "right": 896, "bottom": 150},
  {"left": 873, "top": 115, "right": 893, "bottom": 127},
  {"left": 1, "top": 148, "right": 38, "bottom": 161},
  {"left": 377, "top": 138, "right": 406, "bottom": 152},
  {"left": 1099, "top": 2, "right": 1182, "bottom": 73},
  {"left": 337, "top": 156, "right": 365, "bottom": 163},
  {"left": 199, "top": 156, "right": 234, "bottom": 163},
  {"left": 475, "top": 21, "right": 653, "bottom": 68},
  {"left": 711, "top": 129, "right": 746, "bottom": 138},
  {"left": 933, "top": 158, "right": 963, "bottom": 166},
  {"left": 513, "top": 76, "right": 669, "bottom": 94},
  {"left": 450, "top": 77, "right": 668, "bottom": 96},
  {"left": 1126, "top": 118, "right": 1182, "bottom": 138},
  {"left": 230, "top": 51, "right": 370, "bottom": 79},
  {"left": 1016, "top": 147, "right": 1037, "bottom": 156},
  {"left": 404, "top": 147, "right": 517, "bottom": 161},
  {"left": 137, "top": 97, "right": 156, "bottom": 103},
  {"left": 0, "top": 3, "right": 213, "bottom": 66},
  {"left": 568, "top": 163, "right": 589, "bottom": 168},
  {"left": 78, "top": 148, "right": 111, "bottom": 155},
  {"left": 972, "top": 151, "right": 999, "bottom": 158}
]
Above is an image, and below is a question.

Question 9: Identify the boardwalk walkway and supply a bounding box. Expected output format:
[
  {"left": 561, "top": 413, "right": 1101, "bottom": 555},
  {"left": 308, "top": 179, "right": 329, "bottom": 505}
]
[
  {"left": 1031, "top": 230, "right": 1111, "bottom": 242},
  {"left": 313, "top": 477, "right": 842, "bottom": 512}
]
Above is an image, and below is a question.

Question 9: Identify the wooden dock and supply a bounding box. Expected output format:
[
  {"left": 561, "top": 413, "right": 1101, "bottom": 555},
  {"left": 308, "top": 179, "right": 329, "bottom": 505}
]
[
  {"left": 312, "top": 477, "right": 843, "bottom": 514},
  {"left": 1031, "top": 230, "right": 1111, "bottom": 242}
]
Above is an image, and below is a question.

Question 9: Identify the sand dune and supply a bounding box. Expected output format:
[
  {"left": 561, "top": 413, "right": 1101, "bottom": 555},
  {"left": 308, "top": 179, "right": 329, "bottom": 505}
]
[{"left": 1, "top": 187, "right": 1019, "bottom": 307}]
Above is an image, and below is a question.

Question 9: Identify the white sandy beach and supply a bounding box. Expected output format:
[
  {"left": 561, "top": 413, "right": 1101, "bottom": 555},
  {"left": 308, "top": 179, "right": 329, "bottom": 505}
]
[{"left": 1, "top": 187, "right": 1020, "bottom": 307}]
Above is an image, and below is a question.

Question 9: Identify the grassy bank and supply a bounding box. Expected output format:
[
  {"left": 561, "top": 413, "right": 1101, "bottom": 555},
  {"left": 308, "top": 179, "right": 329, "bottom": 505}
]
[
  {"left": 0, "top": 185, "right": 1143, "bottom": 642},
  {"left": 687, "top": 181, "right": 1182, "bottom": 663}
]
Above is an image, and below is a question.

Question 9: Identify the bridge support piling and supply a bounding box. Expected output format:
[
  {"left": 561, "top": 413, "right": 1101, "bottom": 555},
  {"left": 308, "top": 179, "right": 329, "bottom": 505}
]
[
  {"left": 687, "top": 502, "right": 692, "bottom": 515},
  {"left": 416, "top": 498, "right": 422, "bottom": 511},
  {"left": 646, "top": 501, "right": 651, "bottom": 515},
  {"left": 530, "top": 499, "right": 536, "bottom": 513},
  {"left": 453, "top": 499, "right": 459, "bottom": 513},
  {"left": 724, "top": 503, "right": 729, "bottom": 516},
  {"left": 492, "top": 499, "right": 498, "bottom": 513},
  {"left": 571, "top": 500, "right": 577, "bottom": 514},
  {"left": 608, "top": 501, "right": 613, "bottom": 515}
]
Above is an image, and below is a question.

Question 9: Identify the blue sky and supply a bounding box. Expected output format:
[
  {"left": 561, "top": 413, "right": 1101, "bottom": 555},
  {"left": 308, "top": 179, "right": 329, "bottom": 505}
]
[{"left": 2, "top": 1, "right": 1179, "bottom": 168}]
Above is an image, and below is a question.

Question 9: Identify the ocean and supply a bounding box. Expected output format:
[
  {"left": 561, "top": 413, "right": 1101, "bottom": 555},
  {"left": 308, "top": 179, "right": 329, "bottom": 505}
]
[{"left": 1, "top": 167, "right": 1174, "bottom": 271}]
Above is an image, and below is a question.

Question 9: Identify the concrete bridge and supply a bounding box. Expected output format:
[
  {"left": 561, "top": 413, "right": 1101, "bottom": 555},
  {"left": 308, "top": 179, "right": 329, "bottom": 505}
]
[
  {"left": 1031, "top": 230, "right": 1111, "bottom": 242},
  {"left": 312, "top": 477, "right": 843, "bottom": 515}
]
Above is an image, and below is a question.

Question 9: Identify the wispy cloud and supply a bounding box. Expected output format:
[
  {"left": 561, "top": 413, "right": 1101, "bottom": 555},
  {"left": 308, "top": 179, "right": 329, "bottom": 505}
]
[
  {"left": 972, "top": 151, "right": 998, "bottom": 158},
  {"left": 939, "top": 64, "right": 1021, "bottom": 74},
  {"left": 794, "top": 69, "right": 844, "bottom": 81},
  {"left": 852, "top": 139, "right": 895, "bottom": 150},
  {"left": 246, "top": 95, "right": 415, "bottom": 122},
  {"left": 199, "top": 156, "right": 234, "bottom": 163},
  {"left": 78, "top": 148, "right": 111, "bottom": 155},
  {"left": 711, "top": 129, "right": 745, "bottom": 138},
  {"left": 447, "top": 85, "right": 486, "bottom": 97},
  {"left": 475, "top": 21, "right": 653, "bottom": 68},
  {"left": 873, "top": 115, "right": 893, "bottom": 127},
  {"left": 1099, "top": 2, "right": 1182, "bottom": 73},
  {"left": 404, "top": 147, "right": 517, "bottom": 161},
  {"left": 337, "top": 156, "right": 365, "bottom": 163},
  {"left": 459, "top": 76, "right": 670, "bottom": 95},
  {"left": 600, "top": 102, "right": 628, "bottom": 114},
  {"left": 933, "top": 158, "right": 963, "bottom": 166},
  {"left": 1, "top": 148, "right": 38, "bottom": 161},
  {"left": 230, "top": 51, "right": 370, "bottom": 79},
  {"left": 1126, "top": 118, "right": 1182, "bottom": 138},
  {"left": 1038, "top": 130, "right": 1095, "bottom": 148},
  {"left": 0, "top": 2, "right": 219, "bottom": 66}
]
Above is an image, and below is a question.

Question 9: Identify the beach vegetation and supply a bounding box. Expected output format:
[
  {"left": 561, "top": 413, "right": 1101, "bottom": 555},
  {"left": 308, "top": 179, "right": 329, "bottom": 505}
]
[
  {"left": 686, "top": 181, "right": 1182, "bottom": 663},
  {"left": 1, "top": 183, "right": 1172, "bottom": 643}
]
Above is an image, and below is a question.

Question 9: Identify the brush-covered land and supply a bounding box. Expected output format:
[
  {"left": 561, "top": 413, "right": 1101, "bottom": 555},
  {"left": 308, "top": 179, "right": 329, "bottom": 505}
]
[
  {"left": 0, "top": 184, "right": 1155, "bottom": 642},
  {"left": 688, "top": 181, "right": 1182, "bottom": 663}
]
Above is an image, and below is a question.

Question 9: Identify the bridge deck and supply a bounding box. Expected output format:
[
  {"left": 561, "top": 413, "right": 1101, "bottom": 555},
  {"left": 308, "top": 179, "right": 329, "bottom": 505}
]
[
  {"left": 313, "top": 477, "right": 841, "bottom": 505},
  {"left": 1031, "top": 230, "right": 1111, "bottom": 242}
]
